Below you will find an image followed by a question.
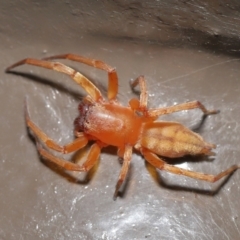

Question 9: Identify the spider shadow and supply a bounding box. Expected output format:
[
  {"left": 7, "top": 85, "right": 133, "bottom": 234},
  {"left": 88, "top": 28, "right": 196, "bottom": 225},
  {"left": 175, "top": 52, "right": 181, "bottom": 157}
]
[
  {"left": 6, "top": 70, "right": 109, "bottom": 101},
  {"left": 7, "top": 71, "right": 84, "bottom": 101},
  {"left": 191, "top": 114, "right": 213, "bottom": 134}
]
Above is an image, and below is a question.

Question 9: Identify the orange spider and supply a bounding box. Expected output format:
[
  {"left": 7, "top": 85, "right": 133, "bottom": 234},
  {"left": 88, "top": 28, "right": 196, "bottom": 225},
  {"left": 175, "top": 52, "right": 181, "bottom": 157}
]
[{"left": 6, "top": 54, "right": 240, "bottom": 199}]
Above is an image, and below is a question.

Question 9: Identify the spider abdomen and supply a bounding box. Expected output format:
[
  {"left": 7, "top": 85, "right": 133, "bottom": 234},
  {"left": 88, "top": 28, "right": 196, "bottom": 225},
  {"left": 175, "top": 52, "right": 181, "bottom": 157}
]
[{"left": 141, "top": 121, "right": 215, "bottom": 158}]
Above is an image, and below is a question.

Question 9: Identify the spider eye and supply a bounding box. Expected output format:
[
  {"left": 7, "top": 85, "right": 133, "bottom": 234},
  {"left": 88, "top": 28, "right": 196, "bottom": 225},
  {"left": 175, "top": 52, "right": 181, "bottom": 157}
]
[{"left": 78, "top": 102, "right": 90, "bottom": 115}]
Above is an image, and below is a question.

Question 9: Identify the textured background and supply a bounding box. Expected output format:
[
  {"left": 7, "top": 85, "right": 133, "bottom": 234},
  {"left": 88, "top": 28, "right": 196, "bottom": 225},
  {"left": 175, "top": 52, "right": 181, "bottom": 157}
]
[{"left": 1, "top": 1, "right": 240, "bottom": 239}]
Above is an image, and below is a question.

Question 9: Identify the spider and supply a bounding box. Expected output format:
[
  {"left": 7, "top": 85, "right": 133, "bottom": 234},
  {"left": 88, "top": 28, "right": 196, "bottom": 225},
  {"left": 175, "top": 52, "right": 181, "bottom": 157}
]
[{"left": 6, "top": 53, "right": 240, "bottom": 199}]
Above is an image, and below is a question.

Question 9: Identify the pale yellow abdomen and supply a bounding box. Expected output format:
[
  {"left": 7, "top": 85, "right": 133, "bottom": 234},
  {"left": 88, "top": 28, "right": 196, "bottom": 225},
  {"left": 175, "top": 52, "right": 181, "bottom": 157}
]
[{"left": 141, "top": 121, "right": 215, "bottom": 158}]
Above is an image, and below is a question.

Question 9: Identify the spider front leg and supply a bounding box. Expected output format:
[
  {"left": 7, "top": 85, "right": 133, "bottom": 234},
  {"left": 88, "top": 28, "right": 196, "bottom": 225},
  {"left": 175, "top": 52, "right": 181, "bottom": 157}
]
[
  {"left": 42, "top": 54, "right": 119, "bottom": 101},
  {"left": 6, "top": 58, "right": 103, "bottom": 102},
  {"left": 25, "top": 99, "right": 88, "bottom": 154},
  {"left": 147, "top": 101, "right": 219, "bottom": 118},
  {"left": 142, "top": 149, "right": 240, "bottom": 183},
  {"left": 114, "top": 145, "right": 133, "bottom": 200}
]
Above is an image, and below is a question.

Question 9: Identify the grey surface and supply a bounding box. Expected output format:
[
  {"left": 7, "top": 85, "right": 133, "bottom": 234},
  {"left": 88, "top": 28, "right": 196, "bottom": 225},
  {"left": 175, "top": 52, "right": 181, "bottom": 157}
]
[{"left": 1, "top": 1, "right": 240, "bottom": 240}]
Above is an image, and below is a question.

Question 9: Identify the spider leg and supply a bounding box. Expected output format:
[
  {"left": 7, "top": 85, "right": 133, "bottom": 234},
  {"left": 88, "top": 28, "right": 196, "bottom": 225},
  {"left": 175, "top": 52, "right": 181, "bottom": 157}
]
[
  {"left": 147, "top": 100, "right": 219, "bottom": 118},
  {"left": 130, "top": 75, "right": 148, "bottom": 111},
  {"left": 114, "top": 145, "right": 133, "bottom": 200},
  {"left": 42, "top": 54, "right": 119, "bottom": 101},
  {"left": 6, "top": 58, "right": 102, "bottom": 102},
  {"left": 25, "top": 98, "right": 88, "bottom": 153},
  {"left": 142, "top": 149, "right": 240, "bottom": 182},
  {"left": 117, "top": 147, "right": 125, "bottom": 158},
  {"left": 36, "top": 141, "right": 101, "bottom": 172}
]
